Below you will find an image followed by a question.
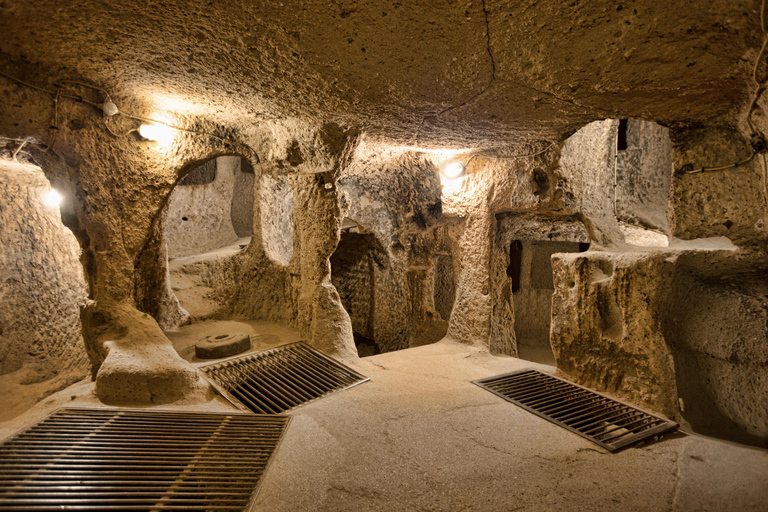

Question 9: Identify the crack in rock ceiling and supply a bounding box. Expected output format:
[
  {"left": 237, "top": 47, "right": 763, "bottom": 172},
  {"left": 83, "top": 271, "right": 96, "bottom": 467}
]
[{"left": 0, "top": 0, "right": 762, "bottom": 147}]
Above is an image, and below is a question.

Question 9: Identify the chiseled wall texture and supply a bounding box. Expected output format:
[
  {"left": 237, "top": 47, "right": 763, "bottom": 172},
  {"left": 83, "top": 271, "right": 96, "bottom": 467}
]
[
  {"left": 259, "top": 174, "right": 294, "bottom": 266},
  {"left": 231, "top": 161, "right": 255, "bottom": 238},
  {"left": 0, "top": 161, "right": 89, "bottom": 386},
  {"left": 615, "top": 119, "right": 672, "bottom": 233},
  {"left": 664, "top": 268, "right": 768, "bottom": 444},
  {"left": 557, "top": 119, "right": 622, "bottom": 245}
]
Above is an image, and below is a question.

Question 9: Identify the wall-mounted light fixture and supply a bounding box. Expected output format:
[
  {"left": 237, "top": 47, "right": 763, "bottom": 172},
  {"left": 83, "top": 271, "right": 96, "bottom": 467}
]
[
  {"left": 0, "top": 70, "right": 247, "bottom": 153},
  {"left": 441, "top": 161, "right": 466, "bottom": 180},
  {"left": 138, "top": 122, "right": 175, "bottom": 146},
  {"left": 44, "top": 188, "right": 62, "bottom": 207},
  {"left": 440, "top": 142, "right": 558, "bottom": 182}
]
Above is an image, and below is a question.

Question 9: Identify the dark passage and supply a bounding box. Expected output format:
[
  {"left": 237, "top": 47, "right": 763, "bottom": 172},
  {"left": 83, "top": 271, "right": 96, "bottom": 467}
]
[
  {"left": 331, "top": 229, "right": 385, "bottom": 357},
  {"left": 512, "top": 240, "right": 587, "bottom": 365}
]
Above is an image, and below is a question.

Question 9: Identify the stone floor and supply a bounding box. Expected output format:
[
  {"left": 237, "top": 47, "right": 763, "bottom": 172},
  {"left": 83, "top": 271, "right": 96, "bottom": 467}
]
[
  {"left": 1, "top": 338, "right": 766, "bottom": 512},
  {"left": 254, "top": 340, "right": 768, "bottom": 512}
]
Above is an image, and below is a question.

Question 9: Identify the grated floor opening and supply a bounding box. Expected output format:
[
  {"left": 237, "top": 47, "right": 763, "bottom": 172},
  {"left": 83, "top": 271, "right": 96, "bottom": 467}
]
[
  {"left": 199, "top": 341, "right": 369, "bottom": 414},
  {"left": 0, "top": 408, "right": 289, "bottom": 511},
  {"left": 473, "top": 369, "right": 678, "bottom": 452}
]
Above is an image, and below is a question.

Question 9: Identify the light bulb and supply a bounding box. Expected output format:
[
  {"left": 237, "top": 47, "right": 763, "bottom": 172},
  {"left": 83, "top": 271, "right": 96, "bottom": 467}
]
[
  {"left": 44, "top": 189, "right": 62, "bottom": 207},
  {"left": 442, "top": 161, "right": 465, "bottom": 179},
  {"left": 102, "top": 100, "right": 118, "bottom": 117},
  {"left": 138, "top": 123, "right": 174, "bottom": 145}
]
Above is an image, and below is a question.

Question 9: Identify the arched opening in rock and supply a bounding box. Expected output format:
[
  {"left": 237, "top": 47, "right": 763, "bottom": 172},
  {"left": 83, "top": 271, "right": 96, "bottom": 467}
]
[
  {"left": 164, "top": 156, "right": 255, "bottom": 321},
  {"left": 614, "top": 118, "right": 672, "bottom": 247},
  {"left": 557, "top": 118, "right": 673, "bottom": 246},
  {"left": 166, "top": 156, "right": 254, "bottom": 259},
  {"left": 330, "top": 218, "right": 385, "bottom": 357}
]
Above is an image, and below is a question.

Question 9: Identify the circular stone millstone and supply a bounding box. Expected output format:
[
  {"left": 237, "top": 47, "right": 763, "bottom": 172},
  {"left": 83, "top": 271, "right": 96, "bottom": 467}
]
[{"left": 195, "top": 332, "right": 251, "bottom": 359}]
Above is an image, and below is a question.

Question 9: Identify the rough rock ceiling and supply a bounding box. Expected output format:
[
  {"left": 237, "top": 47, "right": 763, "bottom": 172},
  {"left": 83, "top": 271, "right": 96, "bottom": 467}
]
[{"left": 0, "top": 0, "right": 762, "bottom": 148}]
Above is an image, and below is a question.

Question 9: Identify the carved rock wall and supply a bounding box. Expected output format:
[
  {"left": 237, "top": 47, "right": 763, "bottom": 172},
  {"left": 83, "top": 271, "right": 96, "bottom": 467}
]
[{"left": 0, "top": 161, "right": 89, "bottom": 385}]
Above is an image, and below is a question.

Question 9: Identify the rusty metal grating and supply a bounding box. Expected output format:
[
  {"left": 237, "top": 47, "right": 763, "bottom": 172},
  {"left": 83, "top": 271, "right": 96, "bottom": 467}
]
[
  {"left": 473, "top": 369, "right": 678, "bottom": 452},
  {"left": 199, "top": 341, "right": 369, "bottom": 414},
  {"left": 0, "top": 408, "right": 289, "bottom": 511}
]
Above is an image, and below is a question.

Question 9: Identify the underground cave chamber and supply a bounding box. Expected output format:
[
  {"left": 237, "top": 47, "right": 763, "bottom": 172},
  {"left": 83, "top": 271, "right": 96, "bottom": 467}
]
[{"left": 1, "top": 2, "right": 768, "bottom": 508}]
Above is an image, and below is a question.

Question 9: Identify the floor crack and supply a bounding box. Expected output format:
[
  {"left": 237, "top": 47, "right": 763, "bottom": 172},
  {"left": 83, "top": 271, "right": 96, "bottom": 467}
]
[
  {"left": 442, "top": 402, "right": 499, "bottom": 413},
  {"left": 448, "top": 423, "right": 515, "bottom": 457},
  {"left": 668, "top": 437, "right": 687, "bottom": 511}
]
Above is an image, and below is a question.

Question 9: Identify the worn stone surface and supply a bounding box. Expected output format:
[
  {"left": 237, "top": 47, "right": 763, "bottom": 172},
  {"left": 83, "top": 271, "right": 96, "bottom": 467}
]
[
  {"left": 85, "top": 302, "right": 210, "bottom": 404},
  {"left": 134, "top": 207, "right": 189, "bottom": 331},
  {"left": 664, "top": 270, "right": 768, "bottom": 445},
  {"left": 669, "top": 127, "right": 766, "bottom": 244},
  {"left": 557, "top": 119, "right": 623, "bottom": 245},
  {"left": 259, "top": 174, "right": 294, "bottom": 266},
  {"left": 230, "top": 158, "right": 254, "bottom": 238},
  {"left": 0, "top": 1, "right": 761, "bottom": 148},
  {"left": 551, "top": 250, "right": 679, "bottom": 418}
]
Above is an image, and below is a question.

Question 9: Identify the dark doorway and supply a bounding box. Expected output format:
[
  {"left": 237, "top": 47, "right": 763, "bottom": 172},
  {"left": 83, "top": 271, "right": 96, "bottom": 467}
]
[
  {"left": 512, "top": 240, "right": 587, "bottom": 365},
  {"left": 330, "top": 224, "right": 385, "bottom": 357}
]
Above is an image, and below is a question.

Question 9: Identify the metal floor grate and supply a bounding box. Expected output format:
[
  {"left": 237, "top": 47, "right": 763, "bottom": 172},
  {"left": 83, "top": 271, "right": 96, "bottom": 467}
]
[
  {"left": 473, "top": 369, "right": 678, "bottom": 452},
  {"left": 200, "top": 341, "right": 369, "bottom": 414},
  {"left": 0, "top": 408, "right": 289, "bottom": 511}
]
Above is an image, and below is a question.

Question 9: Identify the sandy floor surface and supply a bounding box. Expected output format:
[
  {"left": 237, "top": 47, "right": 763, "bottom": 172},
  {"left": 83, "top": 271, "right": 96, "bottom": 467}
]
[{"left": 2, "top": 337, "right": 766, "bottom": 512}]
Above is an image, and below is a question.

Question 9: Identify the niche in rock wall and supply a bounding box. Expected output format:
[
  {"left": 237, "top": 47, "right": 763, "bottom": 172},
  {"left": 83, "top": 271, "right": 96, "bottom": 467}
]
[
  {"left": 330, "top": 222, "right": 386, "bottom": 357},
  {"left": 512, "top": 240, "right": 587, "bottom": 364},
  {"left": 259, "top": 174, "right": 293, "bottom": 266},
  {"left": 231, "top": 158, "right": 255, "bottom": 238},
  {"left": 432, "top": 253, "right": 455, "bottom": 322},
  {"left": 166, "top": 156, "right": 253, "bottom": 259}
]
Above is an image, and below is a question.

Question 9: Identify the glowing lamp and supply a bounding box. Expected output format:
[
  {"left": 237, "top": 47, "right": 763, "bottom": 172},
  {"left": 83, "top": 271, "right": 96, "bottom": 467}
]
[
  {"left": 138, "top": 123, "right": 174, "bottom": 145},
  {"left": 44, "top": 189, "right": 62, "bottom": 207},
  {"left": 442, "top": 161, "right": 465, "bottom": 179}
]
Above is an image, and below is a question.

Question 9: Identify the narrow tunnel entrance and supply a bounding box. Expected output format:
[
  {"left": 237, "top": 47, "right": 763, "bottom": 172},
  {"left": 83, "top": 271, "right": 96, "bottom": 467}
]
[
  {"left": 511, "top": 240, "right": 588, "bottom": 365},
  {"left": 330, "top": 219, "right": 384, "bottom": 357}
]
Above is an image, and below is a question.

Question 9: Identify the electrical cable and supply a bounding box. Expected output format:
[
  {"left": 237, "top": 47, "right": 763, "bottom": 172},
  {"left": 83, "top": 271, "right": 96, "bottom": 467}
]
[
  {"left": 685, "top": 152, "right": 756, "bottom": 174},
  {"left": 684, "top": 0, "right": 768, "bottom": 183},
  {"left": 0, "top": 70, "right": 103, "bottom": 109},
  {"left": 104, "top": 116, "right": 137, "bottom": 138},
  {"left": 0, "top": 69, "right": 255, "bottom": 158},
  {"left": 55, "top": 79, "right": 109, "bottom": 96},
  {"left": 463, "top": 141, "right": 557, "bottom": 168},
  {"left": 11, "top": 140, "right": 26, "bottom": 161},
  {"left": 747, "top": 0, "right": 768, "bottom": 135}
]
